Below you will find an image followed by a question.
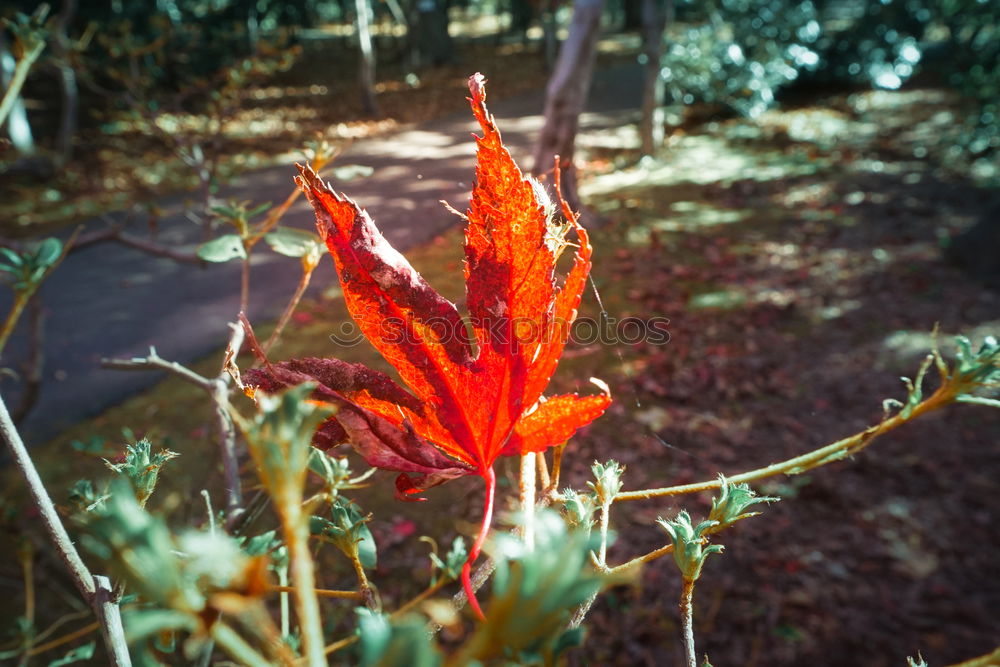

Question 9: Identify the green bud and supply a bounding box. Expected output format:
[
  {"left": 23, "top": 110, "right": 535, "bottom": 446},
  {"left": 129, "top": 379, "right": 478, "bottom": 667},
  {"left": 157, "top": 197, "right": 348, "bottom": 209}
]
[
  {"left": 558, "top": 488, "right": 597, "bottom": 530},
  {"left": 587, "top": 460, "right": 625, "bottom": 506},
  {"left": 708, "top": 477, "right": 778, "bottom": 529},
  {"left": 657, "top": 511, "right": 724, "bottom": 582},
  {"left": 104, "top": 439, "right": 178, "bottom": 507}
]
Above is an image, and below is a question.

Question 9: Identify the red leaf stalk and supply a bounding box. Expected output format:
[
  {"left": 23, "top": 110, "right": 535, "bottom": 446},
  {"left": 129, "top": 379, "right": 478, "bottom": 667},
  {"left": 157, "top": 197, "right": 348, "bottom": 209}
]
[{"left": 462, "top": 466, "right": 496, "bottom": 620}]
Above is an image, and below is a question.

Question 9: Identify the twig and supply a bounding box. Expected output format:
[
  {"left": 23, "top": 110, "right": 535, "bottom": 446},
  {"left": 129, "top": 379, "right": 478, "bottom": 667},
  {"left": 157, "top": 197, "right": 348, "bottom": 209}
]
[
  {"left": 93, "top": 575, "right": 130, "bottom": 666},
  {"left": 26, "top": 621, "right": 99, "bottom": 657},
  {"left": 240, "top": 255, "right": 251, "bottom": 315},
  {"left": 548, "top": 442, "right": 566, "bottom": 496},
  {"left": 11, "top": 297, "right": 44, "bottom": 423},
  {"left": 267, "top": 585, "right": 363, "bottom": 601},
  {"left": 0, "top": 293, "right": 30, "bottom": 362},
  {"left": 519, "top": 452, "right": 536, "bottom": 550},
  {"left": 215, "top": 322, "right": 246, "bottom": 527},
  {"left": 679, "top": 579, "right": 697, "bottom": 667},
  {"left": 0, "top": 394, "right": 131, "bottom": 665},
  {"left": 321, "top": 634, "right": 358, "bottom": 657},
  {"left": 108, "top": 231, "right": 202, "bottom": 265},
  {"left": 19, "top": 541, "right": 35, "bottom": 658},
  {"left": 0, "top": 24, "right": 46, "bottom": 129},
  {"left": 320, "top": 578, "right": 451, "bottom": 658},
  {"left": 1, "top": 395, "right": 94, "bottom": 598},
  {"left": 944, "top": 646, "right": 1000, "bottom": 667},
  {"left": 596, "top": 496, "right": 611, "bottom": 567},
  {"left": 101, "top": 347, "right": 213, "bottom": 390},
  {"left": 347, "top": 549, "right": 375, "bottom": 609},
  {"left": 283, "top": 506, "right": 325, "bottom": 667},
  {"left": 536, "top": 449, "right": 550, "bottom": 491},
  {"left": 26, "top": 609, "right": 92, "bottom": 647},
  {"left": 263, "top": 264, "right": 316, "bottom": 355},
  {"left": 608, "top": 543, "right": 675, "bottom": 575},
  {"left": 615, "top": 381, "right": 956, "bottom": 503},
  {"left": 390, "top": 577, "right": 448, "bottom": 619}
]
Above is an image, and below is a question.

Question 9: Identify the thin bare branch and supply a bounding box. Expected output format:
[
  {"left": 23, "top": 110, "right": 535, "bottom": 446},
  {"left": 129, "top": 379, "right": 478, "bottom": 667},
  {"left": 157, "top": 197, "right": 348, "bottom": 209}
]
[
  {"left": 93, "top": 575, "right": 130, "bottom": 666},
  {"left": 0, "top": 394, "right": 131, "bottom": 665},
  {"left": 101, "top": 347, "right": 213, "bottom": 390},
  {"left": 263, "top": 264, "right": 315, "bottom": 355}
]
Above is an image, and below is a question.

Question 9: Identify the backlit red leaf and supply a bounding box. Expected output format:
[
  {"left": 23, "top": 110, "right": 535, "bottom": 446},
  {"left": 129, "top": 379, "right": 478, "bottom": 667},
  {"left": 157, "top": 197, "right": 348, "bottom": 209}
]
[{"left": 246, "top": 73, "right": 611, "bottom": 617}]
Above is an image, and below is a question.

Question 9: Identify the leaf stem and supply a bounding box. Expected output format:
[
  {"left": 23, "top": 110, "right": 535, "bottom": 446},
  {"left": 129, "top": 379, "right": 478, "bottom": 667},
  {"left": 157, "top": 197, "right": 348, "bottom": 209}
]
[
  {"left": 462, "top": 467, "right": 496, "bottom": 621},
  {"left": 263, "top": 264, "right": 315, "bottom": 354}
]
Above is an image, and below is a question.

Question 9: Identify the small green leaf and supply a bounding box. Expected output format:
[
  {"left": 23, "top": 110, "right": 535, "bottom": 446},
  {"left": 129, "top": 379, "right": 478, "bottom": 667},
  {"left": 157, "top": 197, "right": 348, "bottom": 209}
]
[
  {"left": 197, "top": 234, "right": 246, "bottom": 263},
  {"left": 265, "top": 227, "right": 323, "bottom": 259},
  {"left": 331, "top": 164, "right": 375, "bottom": 181},
  {"left": 46, "top": 641, "right": 95, "bottom": 666},
  {"left": 0, "top": 247, "right": 24, "bottom": 268},
  {"left": 34, "top": 238, "right": 62, "bottom": 269},
  {"left": 356, "top": 608, "right": 441, "bottom": 667},
  {"left": 242, "top": 530, "right": 282, "bottom": 557}
]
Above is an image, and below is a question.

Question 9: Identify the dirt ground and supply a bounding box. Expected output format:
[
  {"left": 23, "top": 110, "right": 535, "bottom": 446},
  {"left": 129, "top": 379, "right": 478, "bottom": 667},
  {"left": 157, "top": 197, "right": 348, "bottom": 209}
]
[{"left": 548, "top": 87, "right": 1000, "bottom": 665}]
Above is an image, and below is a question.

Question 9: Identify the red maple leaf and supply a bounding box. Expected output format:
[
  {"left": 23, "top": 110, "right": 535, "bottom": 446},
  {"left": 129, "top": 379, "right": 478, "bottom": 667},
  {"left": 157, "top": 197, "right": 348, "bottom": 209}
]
[{"left": 244, "top": 73, "right": 610, "bottom": 618}]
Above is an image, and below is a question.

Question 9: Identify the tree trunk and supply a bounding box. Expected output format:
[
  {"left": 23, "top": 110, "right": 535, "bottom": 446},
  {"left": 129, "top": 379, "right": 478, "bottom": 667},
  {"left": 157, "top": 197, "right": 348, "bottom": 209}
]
[
  {"left": 355, "top": 0, "right": 380, "bottom": 116},
  {"left": 639, "top": 0, "right": 671, "bottom": 156},
  {"left": 621, "top": 0, "right": 643, "bottom": 30},
  {"left": 411, "top": 0, "right": 454, "bottom": 68},
  {"left": 532, "top": 0, "right": 605, "bottom": 218},
  {"left": 510, "top": 0, "right": 535, "bottom": 37},
  {"left": 52, "top": 0, "right": 79, "bottom": 166},
  {"left": 541, "top": 0, "right": 560, "bottom": 70}
]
